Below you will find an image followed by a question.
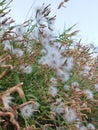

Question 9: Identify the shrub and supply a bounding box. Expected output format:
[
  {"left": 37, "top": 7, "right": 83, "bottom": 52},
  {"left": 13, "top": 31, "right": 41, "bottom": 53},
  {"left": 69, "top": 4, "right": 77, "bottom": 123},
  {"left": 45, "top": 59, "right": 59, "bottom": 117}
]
[{"left": 0, "top": 0, "right": 98, "bottom": 130}]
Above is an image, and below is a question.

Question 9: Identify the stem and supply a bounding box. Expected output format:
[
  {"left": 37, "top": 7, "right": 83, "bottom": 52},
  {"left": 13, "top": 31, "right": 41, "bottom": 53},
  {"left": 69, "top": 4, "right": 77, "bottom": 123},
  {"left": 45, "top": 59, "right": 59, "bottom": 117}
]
[{"left": 14, "top": 71, "right": 26, "bottom": 102}]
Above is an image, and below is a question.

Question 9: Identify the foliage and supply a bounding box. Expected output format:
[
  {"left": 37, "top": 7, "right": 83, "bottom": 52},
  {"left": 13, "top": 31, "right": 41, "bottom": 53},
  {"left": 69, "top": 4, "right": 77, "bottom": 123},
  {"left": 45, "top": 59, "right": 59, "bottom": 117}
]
[{"left": 0, "top": 0, "right": 98, "bottom": 130}]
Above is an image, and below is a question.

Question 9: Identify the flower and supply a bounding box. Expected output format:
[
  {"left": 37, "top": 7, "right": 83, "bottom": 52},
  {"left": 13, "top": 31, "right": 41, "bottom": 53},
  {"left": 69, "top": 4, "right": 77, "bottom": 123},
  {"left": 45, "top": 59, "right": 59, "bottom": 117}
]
[
  {"left": 48, "top": 86, "right": 58, "bottom": 97},
  {"left": 62, "top": 57, "right": 74, "bottom": 71},
  {"left": 12, "top": 48, "right": 24, "bottom": 58},
  {"left": 20, "top": 104, "right": 33, "bottom": 118},
  {"left": 50, "top": 103, "right": 65, "bottom": 114},
  {"left": 15, "top": 24, "right": 25, "bottom": 40},
  {"left": 94, "top": 84, "right": 98, "bottom": 92},
  {"left": 84, "top": 89, "right": 93, "bottom": 99},
  {"left": 55, "top": 102, "right": 65, "bottom": 114},
  {"left": 79, "top": 126, "right": 87, "bottom": 130},
  {"left": 71, "top": 81, "right": 79, "bottom": 88},
  {"left": 50, "top": 98, "right": 65, "bottom": 114},
  {"left": 39, "top": 45, "right": 64, "bottom": 70},
  {"left": 82, "top": 66, "right": 91, "bottom": 76},
  {"left": 40, "top": 48, "right": 47, "bottom": 55},
  {"left": 0, "top": 23, "right": 10, "bottom": 37},
  {"left": 74, "top": 119, "right": 82, "bottom": 129},
  {"left": 2, "top": 40, "right": 13, "bottom": 51},
  {"left": 87, "top": 123, "right": 95, "bottom": 130},
  {"left": 54, "top": 42, "right": 66, "bottom": 53},
  {"left": 63, "top": 107, "right": 77, "bottom": 123},
  {"left": 35, "top": 6, "right": 48, "bottom": 27},
  {"left": 20, "top": 65, "right": 32, "bottom": 74},
  {"left": 71, "top": 81, "right": 81, "bottom": 92},
  {"left": 49, "top": 77, "right": 58, "bottom": 86},
  {"left": 56, "top": 69, "right": 70, "bottom": 83},
  {"left": 2, "top": 93, "right": 13, "bottom": 110},
  {"left": 64, "top": 84, "right": 70, "bottom": 91},
  {"left": 24, "top": 42, "right": 33, "bottom": 53},
  {"left": 28, "top": 28, "right": 39, "bottom": 40}
]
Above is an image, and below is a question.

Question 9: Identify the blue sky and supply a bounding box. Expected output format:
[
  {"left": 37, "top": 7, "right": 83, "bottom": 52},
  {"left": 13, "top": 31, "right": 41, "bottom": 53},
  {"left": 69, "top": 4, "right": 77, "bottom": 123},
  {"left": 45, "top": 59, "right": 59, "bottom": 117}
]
[{"left": 10, "top": 0, "right": 98, "bottom": 46}]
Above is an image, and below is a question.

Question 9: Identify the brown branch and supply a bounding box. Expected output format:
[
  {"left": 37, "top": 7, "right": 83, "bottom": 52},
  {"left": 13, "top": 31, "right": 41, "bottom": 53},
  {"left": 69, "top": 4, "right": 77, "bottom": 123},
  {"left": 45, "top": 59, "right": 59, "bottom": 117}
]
[
  {"left": 0, "top": 55, "right": 11, "bottom": 63},
  {"left": 0, "top": 111, "right": 20, "bottom": 130},
  {"left": 6, "top": 82, "right": 24, "bottom": 95},
  {"left": 0, "top": 69, "right": 8, "bottom": 79},
  {"left": 0, "top": 64, "right": 13, "bottom": 70}
]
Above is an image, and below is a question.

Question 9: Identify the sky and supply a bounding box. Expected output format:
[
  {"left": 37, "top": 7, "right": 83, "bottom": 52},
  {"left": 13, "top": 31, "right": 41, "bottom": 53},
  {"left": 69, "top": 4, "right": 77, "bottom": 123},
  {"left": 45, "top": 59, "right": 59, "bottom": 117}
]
[{"left": 9, "top": 0, "right": 98, "bottom": 46}]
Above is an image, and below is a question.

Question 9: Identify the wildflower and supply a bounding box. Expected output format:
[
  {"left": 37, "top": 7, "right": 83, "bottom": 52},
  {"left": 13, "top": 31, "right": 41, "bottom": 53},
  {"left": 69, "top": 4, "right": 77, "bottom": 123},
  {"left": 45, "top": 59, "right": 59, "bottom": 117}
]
[
  {"left": 64, "top": 84, "right": 70, "bottom": 91},
  {"left": 15, "top": 24, "right": 25, "bottom": 40},
  {"left": 12, "top": 48, "right": 24, "bottom": 58},
  {"left": 82, "top": 66, "right": 91, "bottom": 76},
  {"left": 56, "top": 98, "right": 62, "bottom": 103},
  {"left": 49, "top": 77, "right": 58, "bottom": 86},
  {"left": 71, "top": 81, "right": 81, "bottom": 92},
  {"left": 50, "top": 99, "right": 65, "bottom": 114},
  {"left": 48, "top": 86, "right": 58, "bottom": 97},
  {"left": 40, "top": 48, "right": 47, "bottom": 55},
  {"left": 28, "top": 28, "right": 39, "bottom": 40},
  {"left": 87, "top": 123, "right": 95, "bottom": 130},
  {"left": 56, "top": 69, "right": 70, "bottom": 82},
  {"left": 84, "top": 89, "right": 93, "bottom": 99},
  {"left": 94, "top": 84, "right": 98, "bottom": 92},
  {"left": 2, "top": 93, "right": 13, "bottom": 110},
  {"left": 62, "top": 57, "right": 74, "bottom": 71},
  {"left": 20, "top": 104, "right": 33, "bottom": 118},
  {"left": 0, "top": 23, "right": 10, "bottom": 37},
  {"left": 48, "top": 19, "right": 55, "bottom": 30},
  {"left": 56, "top": 103, "right": 65, "bottom": 114},
  {"left": 55, "top": 98, "right": 65, "bottom": 114},
  {"left": 63, "top": 107, "right": 77, "bottom": 123},
  {"left": 56, "top": 105, "right": 65, "bottom": 114},
  {"left": 79, "top": 126, "right": 87, "bottom": 130},
  {"left": 42, "top": 27, "right": 55, "bottom": 42},
  {"left": 20, "top": 65, "right": 32, "bottom": 74},
  {"left": 2, "top": 40, "right": 13, "bottom": 51},
  {"left": 35, "top": 6, "right": 48, "bottom": 27},
  {"left": 71, "top": 81, "right": 79, "bottom": 87},
  {"left": 50, "top": 103, "right": 57, "bottom": 112},
  {"left": 24, "top": 42, "right": 33, "bottom": 53},
  {"left": 39, "top": 45, "right": 64, "bottom": 70},
  {"left": 74, "top": 119, "right": 82, "bottom": 129},
  {"left": 75, "top": 88, "right": 81, "bottom": 92},
  {"left": 54, "top": 42, "right": 66, "bottom": 53}
]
